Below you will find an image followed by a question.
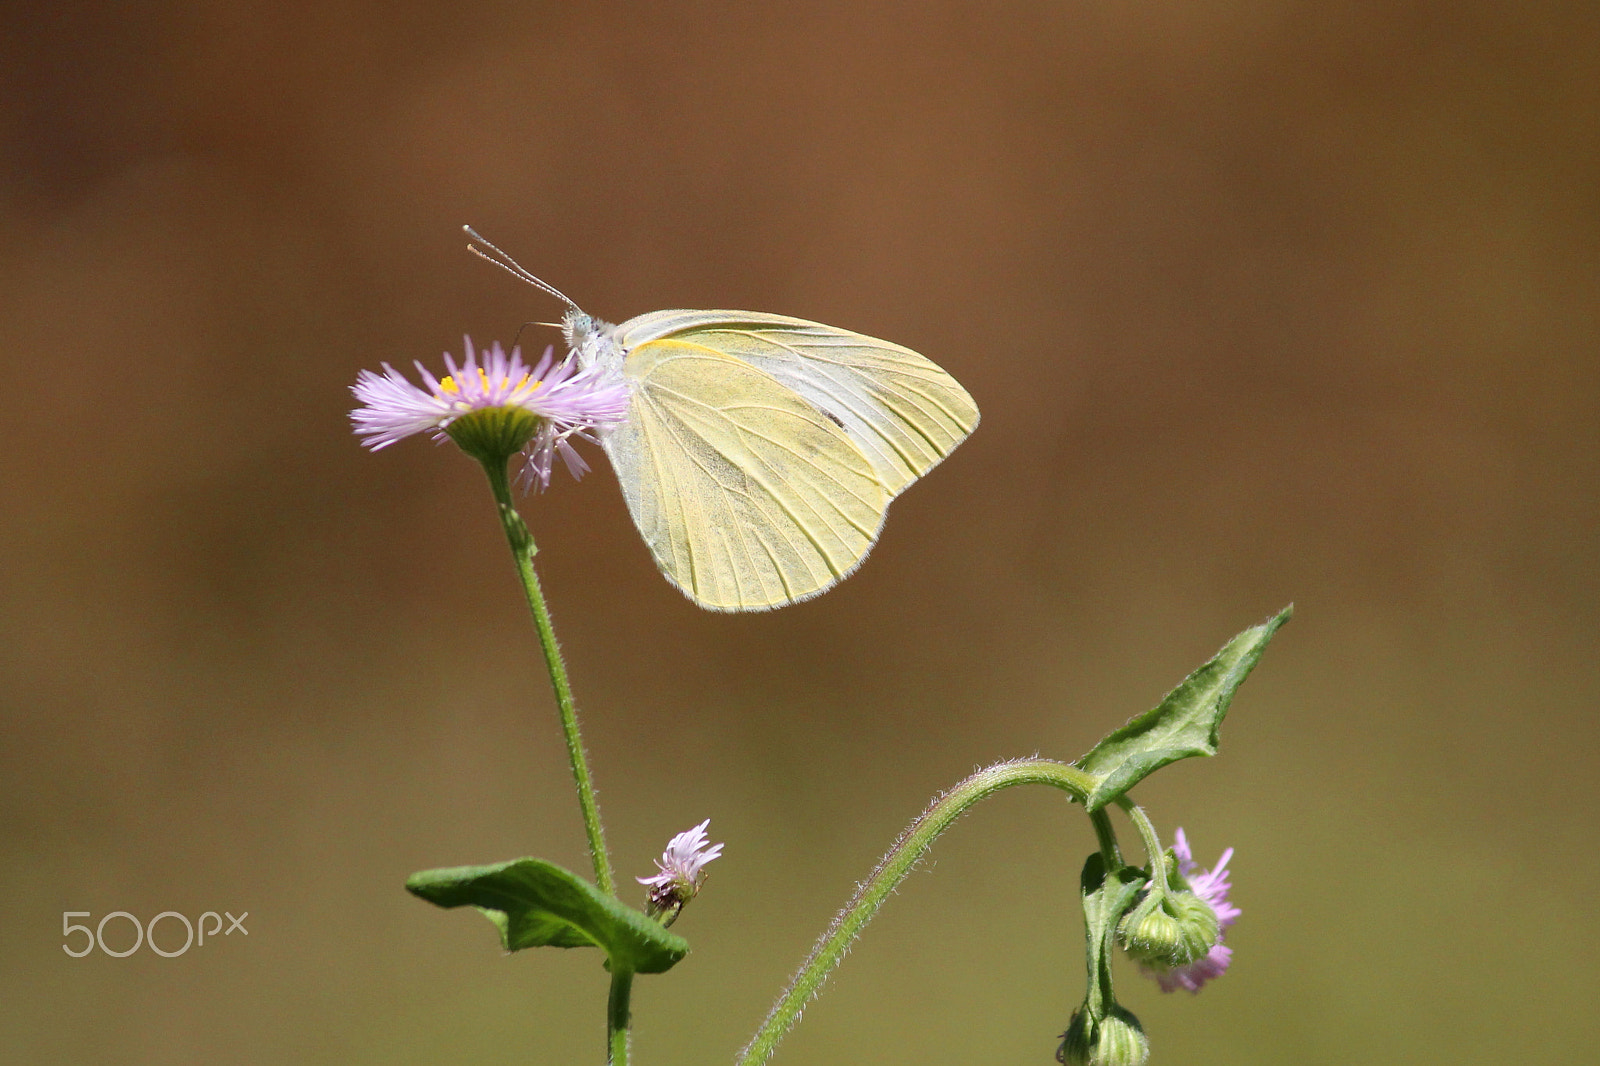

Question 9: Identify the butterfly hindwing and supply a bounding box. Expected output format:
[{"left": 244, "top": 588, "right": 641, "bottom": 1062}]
[{"left": 603, "top": 337, "right": 890, "bottom": 611}]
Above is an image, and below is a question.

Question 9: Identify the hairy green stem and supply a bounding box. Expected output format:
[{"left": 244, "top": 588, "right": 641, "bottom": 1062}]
[
  {"left": 1117, "top": 800, "right": 1167, "bottom": 889},
  {"left": 608, "top": 971, "right": 634, "bottom": 1066},
  {"left": 736, "top": 758, "right": 1100, "bottom": 1066},
  {"left": 1089, "top": 808, "right": 1122, "bottom": 869},
  {"left": 480, "top": 459, "right": 615, "bottom": 896}
]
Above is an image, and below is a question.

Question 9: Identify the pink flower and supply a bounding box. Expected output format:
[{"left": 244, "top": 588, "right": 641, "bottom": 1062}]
[
  {"left": 351, "top": 338, "right": 630, "bottom": 488},
  {"left": 637, "top": 820, "right": 723, "bottom": 923},
  {"left": 1143, "top": 828, "right": 1237, "bottom": 994}
]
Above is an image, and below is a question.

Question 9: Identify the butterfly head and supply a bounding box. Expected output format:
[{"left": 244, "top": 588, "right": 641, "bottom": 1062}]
[{"left": 564, "top": 309, "right": 623, "bottom": 373}]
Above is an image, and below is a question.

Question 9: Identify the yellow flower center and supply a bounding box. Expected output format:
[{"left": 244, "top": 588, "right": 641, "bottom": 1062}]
[{"left": 438, "top": 369, "right": 539, "bottom": 395}]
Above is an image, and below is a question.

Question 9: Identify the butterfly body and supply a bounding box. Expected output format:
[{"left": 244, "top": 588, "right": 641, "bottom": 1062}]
[{"left": 563, "top": 306, "right": 978, "bottom": 612}]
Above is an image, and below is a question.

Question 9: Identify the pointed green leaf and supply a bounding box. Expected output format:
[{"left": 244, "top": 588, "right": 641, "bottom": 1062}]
[
  {"left": 1076, "top": 605, "right": 1292, "bottom": 811},
  {"left": 405, "top": 857, "right": 689, "bottom": 974}
]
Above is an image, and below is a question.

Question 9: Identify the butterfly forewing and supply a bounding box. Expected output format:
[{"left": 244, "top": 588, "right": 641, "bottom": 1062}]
[
  {"left": 616, "top": 311, "right": 979, "bottom": 496},
  {"left": 605, "top": 337, "right": 890, "bottom": 611}
]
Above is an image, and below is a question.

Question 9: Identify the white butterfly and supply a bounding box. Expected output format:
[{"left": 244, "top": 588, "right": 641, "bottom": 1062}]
[{"left": 469, "top": 229, "right": 979, "bottom": 611}]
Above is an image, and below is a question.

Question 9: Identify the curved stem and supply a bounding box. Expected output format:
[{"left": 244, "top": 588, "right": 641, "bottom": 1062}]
[
  {"left": 1116, "top": 799, "right": 1167, "bottom": 889},
  {"left": 736, "top": 758, "right": 1099, "bottom": 1066},
  {"left": 480, "top": 459, "right": 615, "bottom": 896},
  {"left": 608, "top": 970, "right": 634, "bottom": 1066}
]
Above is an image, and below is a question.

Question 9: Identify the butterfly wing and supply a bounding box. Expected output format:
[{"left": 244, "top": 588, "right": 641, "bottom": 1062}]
[
  {"left": 604, "top": 336, "right": 890, "bottom": 611},
  {"left": 615, "top": 311, "right": 979, "bottom": 496}
]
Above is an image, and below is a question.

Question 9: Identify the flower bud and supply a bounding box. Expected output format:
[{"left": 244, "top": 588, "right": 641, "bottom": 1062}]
[
  {"left": 1118, "top": 888, "right": 1220, "bottom": 969},
  {"left": 1056, "top": 1006, "right": 1149, "bottom": 1066}
]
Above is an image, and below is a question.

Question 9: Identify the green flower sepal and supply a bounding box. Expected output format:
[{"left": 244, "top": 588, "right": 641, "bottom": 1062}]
[
  {"left": 444, "top": 404, "right": 541, "bottom": 466},
  {"left": 1058, "top": 1005, "right": 1149, "bottom": 1066},
  {"left": 1117, "top": 886, "right": 1218, "bottom": 970},
  {"left": 1116, "top": 850, "right": 1219, "bottom": 970}
]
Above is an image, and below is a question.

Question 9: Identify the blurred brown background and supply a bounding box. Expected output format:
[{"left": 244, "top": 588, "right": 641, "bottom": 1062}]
[{"left": 2, "top": 1, "right": 1596, "bottom": 1063}]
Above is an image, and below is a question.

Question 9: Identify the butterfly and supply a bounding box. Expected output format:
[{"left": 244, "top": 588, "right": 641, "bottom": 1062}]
[{"left": 468, "top": 228, "right": 979, "bottom": 611}]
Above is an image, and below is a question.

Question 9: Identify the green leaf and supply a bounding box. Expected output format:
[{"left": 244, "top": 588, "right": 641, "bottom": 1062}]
[
  {"left": 1077, "top": 852, "right": 1148, "bottom": 1018},
  {"left": 405, "top": 858, "right": 689, "bottom": 975},
  {"left": 1076, "top": 605, "right": 1292, "bottom": 811}
]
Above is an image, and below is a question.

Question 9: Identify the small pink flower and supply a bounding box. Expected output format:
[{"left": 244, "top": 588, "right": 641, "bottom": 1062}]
[
  {"left": 1143, "top": 828, "right": 1237, "bottom": 994},
  {"left": 637, "top": 820, "right": 723, "bottom": 923},
  {"left": 350, "top": 338, "right": 630, "bottom": 488}
]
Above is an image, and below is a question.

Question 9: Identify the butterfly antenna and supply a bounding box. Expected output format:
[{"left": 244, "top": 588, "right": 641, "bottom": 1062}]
[{"left": 462, "top": 225, "right": 582, "bottom": 313}]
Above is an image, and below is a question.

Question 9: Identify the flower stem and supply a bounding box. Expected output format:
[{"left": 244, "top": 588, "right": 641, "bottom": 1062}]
[
  {"left": 608, "top": 970, "right": 634, "bottom": 1066},
  {"left": 1117, "top": 799, "right": 1167, "bottom": 890},
  {"left": 479, "top": 458, "right": 615, "bottom": 896},
  {"left": 1090, "top": 807, "right": 1123, "bottom": 869},
  {"left": 736, "top": 758, "right": 1098, "bottom": 1066}
]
